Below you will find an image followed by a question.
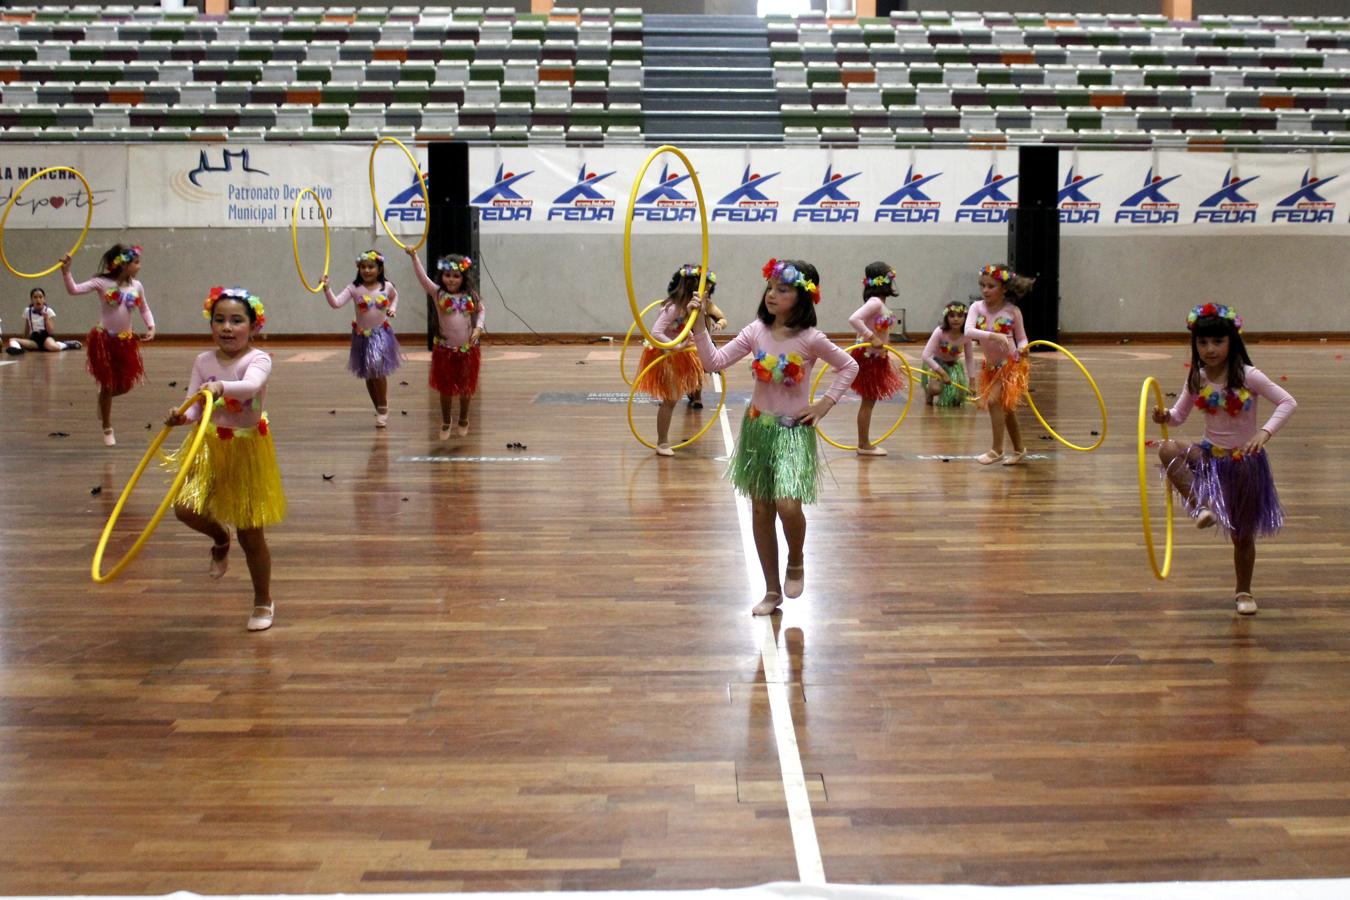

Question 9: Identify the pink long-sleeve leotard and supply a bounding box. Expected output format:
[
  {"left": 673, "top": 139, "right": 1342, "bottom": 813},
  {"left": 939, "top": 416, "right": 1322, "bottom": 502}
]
[
  {"left": 964, "top": 299, "right": 1026, "bottom": 364},
  {"left": 1163, "top": 365, "right": 1296, "bottom": 449},
  {"left": 324, "top": 280, "right": 399, "bottom": 334},
  {"left": 693, "top": 320, "right": 858, "bottom": 418},
  {"left": 922, "top": 326, "right": 975, "bottom": 374},
  {"left": 848, "top": 297, "right": 897, "bottom": 358},
  {"left": 63, "top": 272, "right": 155, "bottom": 333},
  {"left": 183, "top": 348, "right": 271, "bottom": 429},
  {"left": 411, "top": 255, "right": 484, "bottom": 346}
]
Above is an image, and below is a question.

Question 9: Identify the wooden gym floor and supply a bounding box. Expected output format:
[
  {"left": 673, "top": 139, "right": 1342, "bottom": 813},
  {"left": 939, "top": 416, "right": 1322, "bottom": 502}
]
[{"left": 0, "top": 339, "right": 1348, "bottom": 894}]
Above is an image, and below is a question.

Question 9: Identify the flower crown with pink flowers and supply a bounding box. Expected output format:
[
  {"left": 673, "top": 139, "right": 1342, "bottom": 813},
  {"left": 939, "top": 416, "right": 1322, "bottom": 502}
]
[
  {"left": 356, "top": 250, "right": 385, "bottom": 265},
  {"left": 864, "top": 269, "right": 897, "bottom": 288},
  {"left": 1187, "top": 302, "right": 1243, "bottom": 333},
  {"left": 762, "top": 258, "right": 820, "bottom": 304},
  {"left": 203, "top": 286, "right": 266, "bottom": 332},
  {"left": 436, "top": 256, "right": 473, "bottom": 274},
  {"left": 980, "top": 264, "right": 1012, "bottom": 283},
  {"left": 943, "top": 302, "right": 969, "bottom": 318},
  {"left": 110, "top": 245, "right": 141, "bottom": 269}
]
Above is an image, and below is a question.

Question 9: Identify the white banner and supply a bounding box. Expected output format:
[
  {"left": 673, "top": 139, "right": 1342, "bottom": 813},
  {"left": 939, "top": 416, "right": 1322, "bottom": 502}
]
[
  {"left": 127, "top": 143, "right": 378, "bottom": 229},
  {"left": 0, "top": 146, "right": 127, "bottom": 230},
  {"left": 469, "top": 146, "right": 1350, "bottom": 235}
]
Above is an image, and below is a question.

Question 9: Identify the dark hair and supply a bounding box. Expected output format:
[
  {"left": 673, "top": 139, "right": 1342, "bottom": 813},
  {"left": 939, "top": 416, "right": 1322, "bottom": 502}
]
[
  {"left": 756, "top": 259, "right": 818, "bottom": 331},
  {"left": 210, "top": 294, "right": 258, "bottom": 327},
  {"left": 29, "top": 287, "right": 45, "bottom": 301},
  {"left": 437, "top": 255, "right": 478, "bottom": 296},
  {"left": 941, "top": 303, "right": 969, "bottom": 331},
  {"left": 98, "top": 243, "right": 138, "bottom": 279},
  {"left": 352, "top": 251, "right": 387, "bottom": 289},
  {"left": 982, "top": 263, "right": 1035, "bottom": 304},
  {"left": 862, "top": 260, "right": 898, "bottom": 300},
  {"left": 1188, "top": 315, "right": 1251, "bottom": 393},
  {"left": 664, "top": 266, "right": 716, "bottom": 308}
]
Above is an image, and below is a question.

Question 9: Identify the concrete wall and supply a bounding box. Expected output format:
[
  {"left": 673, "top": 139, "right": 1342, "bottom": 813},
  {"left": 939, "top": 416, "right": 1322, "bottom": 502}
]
[{"left": 9, "top": 226, "right": 1342, "bottom": 340}]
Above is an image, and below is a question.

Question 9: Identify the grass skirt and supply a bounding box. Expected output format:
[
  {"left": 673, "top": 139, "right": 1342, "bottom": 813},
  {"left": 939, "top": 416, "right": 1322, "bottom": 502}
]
[
  {"left": 978, "top": 357, "right": 1030, "bottom": 413},
  {"left": 635, "top": 346, "right": 704, "bottom": 403},
  {"left": 1185, "top": 442, "right": 1283, "bottom": 541},
  {"left": 429, "top": 342, "right": 481, "bottom": 397},
  {"left": 728, "top": 406, "right": 820, "bottom": 504},
  {"left": 348, "top": 325, "right": 402, "bottom": 380},
  {"left": 168, "top": 420, "right": 286, "bottom": 530},
  {"left": 849, "top": 347, "right": 904, "bottom": 402},
  {"left": 922, "top": 360, "right": 970, "bottom": 407},
  {"left": 85, "top": 326, "right": 144, "bottom": 393}
]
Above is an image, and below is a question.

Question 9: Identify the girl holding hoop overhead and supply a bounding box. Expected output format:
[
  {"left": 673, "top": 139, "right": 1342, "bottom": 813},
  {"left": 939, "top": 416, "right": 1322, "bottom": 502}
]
[
  {"left": 1153, "top": 304, "right": 1295, "bottom": 616},
  {"left": 5, "top": 287, "right": 82, "bottom": 355},
  {"left": 635, "top": 264, "right": 718, "bottom": 456},
  {"left": 60, "top": 244, "right": 155, "bottom": 447},
  {"left": 321, "top": 250, "right": 401, "bottom": 429},
  {"left": 165, "top": 287, "right": 286, "bottom": 632},
  {"left": 407, "top": 247, "right": 484, "bottom": 439},
  {"left": 921, "top": 302, "right": 975, "bottom": 408},
  {"left": 966, "top": 264, "right": 1032, "bottom": 466},
  {"left": 847, "top": 262, "right": 906, "bottom": 456},
  {"left": 689, "top": 259, "right": 858, "bottom": 616}
]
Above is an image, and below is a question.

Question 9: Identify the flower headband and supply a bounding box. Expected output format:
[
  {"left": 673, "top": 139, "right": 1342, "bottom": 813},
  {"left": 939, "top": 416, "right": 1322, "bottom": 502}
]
[
  {"left": 944, "top": 302, "right": 969, "bottom": 317},
  {"left": 980, "top": 264, "right": 1012, "bottom": 283},
  {"left": 111, "top": 246, "right": 141, "bottom": 269},
  {"left": 203, "top": 286, "right": 266, "bottom": 332},
  {"left": 356, "top": 250, "right": 385, "bottom": 265},
  {"left": 762, "top": 258, "right": 820, "bottom": 304},
  {"left": 1187, "top": 302, "right": 1243, "bottom": 333},
  {"left": 864, "top": 269, "right": 896, "bottom": 288},
  {"left": 437, "top": 256, "right": 473, "bottom": 274},
  {"left": 677, "top": 264, "right": 717, "bottom": 285}
]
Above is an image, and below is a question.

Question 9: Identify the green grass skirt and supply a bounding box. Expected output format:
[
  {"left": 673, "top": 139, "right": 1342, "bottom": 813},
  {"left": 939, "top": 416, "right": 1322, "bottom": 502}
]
[{"left": 728, "top": 408, "right": 819, "bottom": 504}]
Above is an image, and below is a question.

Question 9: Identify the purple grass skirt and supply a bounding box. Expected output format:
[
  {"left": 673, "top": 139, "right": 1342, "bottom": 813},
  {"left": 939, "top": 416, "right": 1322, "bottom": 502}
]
[
  {"left": 1186, "top": 440, "right": 1284, "bottom": 541},
  {"left": 348, "top": 324, "right": 402, "bottom": 380}
]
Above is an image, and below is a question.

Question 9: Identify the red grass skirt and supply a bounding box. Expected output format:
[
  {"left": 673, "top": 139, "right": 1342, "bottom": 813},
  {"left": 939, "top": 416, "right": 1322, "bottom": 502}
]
[
  {"left": 634, "top": 346, "right": 704, "bottom": 403},
  {"left": 849, "top": 347, "right": 904, "bottom": 401},
  {"left": 978, "top": 357, "right": 1030, "bottom": 413},
  {"left": 85, "top": 326, "right": 144, "bottom": 393},
  {"left": 429, "top": 342, "right": 480, "bottom": 397}
]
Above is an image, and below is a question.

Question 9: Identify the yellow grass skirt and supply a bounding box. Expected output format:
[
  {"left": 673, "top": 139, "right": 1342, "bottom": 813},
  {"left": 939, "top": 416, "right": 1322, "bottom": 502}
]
[{"left": 167, "top": 416, "right": 286, "bottom": 530}]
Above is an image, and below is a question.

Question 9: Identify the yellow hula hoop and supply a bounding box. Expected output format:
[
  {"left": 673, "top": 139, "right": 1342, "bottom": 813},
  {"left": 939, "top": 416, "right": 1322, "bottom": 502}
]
[
  {"left": 619, "top": 298, "right": 664, "bottom": 387},
  {"left": 1138, "top": 377, "right": 1174, "bottom": 581},
  {"left": 290, "top": 186, "right": 331, "bottom": 294},
  {"left": 809, "top": 343, "right": 913, "bottom": 452},
  {"left": 623, "top": 145, "right": 708, "bottom": 351},
  {"left": 369, "top": 135, "right": 429, "bottom": 252},
  {"left": 91, "top": 390, "right": 215, "bottom": 584},
  {"left": 904, "top": 365, "right": 976, "bottom": 395},
  {"left": 626, "top": 350, "right": 726, "bottom": 450},
  {"left": 1022, "top": 339, "right": 1108, "bottom": 452},
  {"left": 0, "top": 165, "right": 94, "bottom": 278}
]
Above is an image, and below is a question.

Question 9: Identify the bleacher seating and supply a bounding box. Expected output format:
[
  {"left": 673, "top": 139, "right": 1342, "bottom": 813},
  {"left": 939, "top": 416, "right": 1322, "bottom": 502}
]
[{"left": 0, "top": 6, "right": 1349, "bottom": 145}]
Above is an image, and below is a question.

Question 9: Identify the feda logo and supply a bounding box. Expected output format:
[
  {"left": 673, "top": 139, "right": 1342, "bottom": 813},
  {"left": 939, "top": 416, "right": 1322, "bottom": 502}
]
[
  {"left": 548, "top": 164, "right": 616, "bottom": 222},
  {"left": 1194, "top": 168, "right": 1259, "bottom": 224},
  {"left": 955, "top": 167, "right": 1017, "bottom": 223},
  {"left": 472, "top": 164, "right": 534, "bottom": 222},
  {"left": 1057, "top": 168, "right": 1102, "bottom": 225},
  {"left": 1272, "top": 169, "right": 1336, "bottom": 224},
  {"left": 875, "top": 165, "right": 941, "bottom": 223},
  {"left": 1114, "top": 167, "right": 1181, "bottom": 224},
  {"left": 712, "top": 165, "right": 780, "bottom": 223},
  {"left": 385, "top": 172, "right": 431, "bottom": 225},
  {"left": 793, "top": 165, "right": 861, "bottom": 223},
  {"left": 633, "top": 163, "right": 697, "bottom": 223}
]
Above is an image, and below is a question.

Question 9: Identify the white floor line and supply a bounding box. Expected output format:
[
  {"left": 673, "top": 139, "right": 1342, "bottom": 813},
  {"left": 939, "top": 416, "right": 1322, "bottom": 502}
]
[{"left": 713, "top": 373, "right": 826, "bottom": 886}]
